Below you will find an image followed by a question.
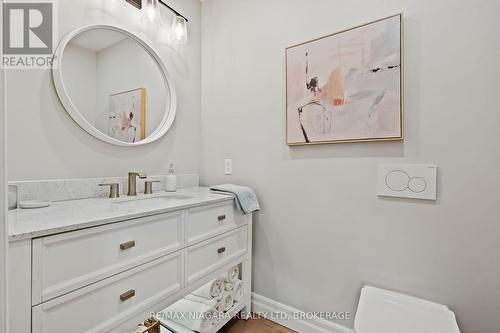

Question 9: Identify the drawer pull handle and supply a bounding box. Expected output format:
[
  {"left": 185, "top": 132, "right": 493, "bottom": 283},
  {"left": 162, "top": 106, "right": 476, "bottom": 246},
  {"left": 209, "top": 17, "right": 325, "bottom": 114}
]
[
  {"left": 120, "top": 289, "right": 136, "bottom": 302},
  {"left": 120, "top": 241, "right": 136, "bottom": 251},
  {"left": 217, "top": 247, "right": 226, "bottom": 254},
  {"left": 218, "top": 215, "right": 226, "bottom": 222}
]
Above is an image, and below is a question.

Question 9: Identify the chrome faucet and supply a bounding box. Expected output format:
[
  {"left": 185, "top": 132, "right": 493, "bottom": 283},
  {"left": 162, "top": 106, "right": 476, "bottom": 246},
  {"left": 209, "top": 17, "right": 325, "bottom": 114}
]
[{"left": 127, "top": 172, "right": 147, "bottom": 196}]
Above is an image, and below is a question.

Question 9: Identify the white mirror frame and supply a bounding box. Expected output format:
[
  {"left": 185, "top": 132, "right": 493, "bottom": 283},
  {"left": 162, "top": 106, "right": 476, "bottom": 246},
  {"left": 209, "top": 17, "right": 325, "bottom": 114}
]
[{"left": 52, "top": 25, "right": 177, "bottom": 146}]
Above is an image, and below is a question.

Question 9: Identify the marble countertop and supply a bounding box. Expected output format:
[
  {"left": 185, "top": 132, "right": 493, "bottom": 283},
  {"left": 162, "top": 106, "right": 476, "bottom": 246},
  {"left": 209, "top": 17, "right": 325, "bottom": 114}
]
[{"left": 8, "top": 187, "right": 233, "bottom": 242}]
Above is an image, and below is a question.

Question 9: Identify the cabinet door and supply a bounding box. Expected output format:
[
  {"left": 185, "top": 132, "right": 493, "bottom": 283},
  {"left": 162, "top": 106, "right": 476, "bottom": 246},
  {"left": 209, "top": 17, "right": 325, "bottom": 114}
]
[
  {"left": 32, "top": 211, "right": 183, "bottom": 304},
  {"left": 186, "top": 226, "right": 248, "bottom": 284},
  {"left": 186, "top": 203, "right": 246, "bottom": 245},
  {"left": 32, "top": 251, "right": 183, "bottom": 333}
]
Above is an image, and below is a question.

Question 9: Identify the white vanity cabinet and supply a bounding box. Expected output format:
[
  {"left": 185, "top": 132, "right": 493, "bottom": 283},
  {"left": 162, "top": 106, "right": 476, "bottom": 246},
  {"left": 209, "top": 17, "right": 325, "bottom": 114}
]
[{"left": 8, "top": 198, "right": 253, "bottom": 333}]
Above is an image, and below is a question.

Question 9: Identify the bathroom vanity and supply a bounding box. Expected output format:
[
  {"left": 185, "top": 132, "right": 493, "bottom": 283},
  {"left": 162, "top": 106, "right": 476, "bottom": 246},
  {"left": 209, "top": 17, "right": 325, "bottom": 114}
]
[
  {"left": 8, "top": 187, "right": 253, "bottom": 333},
  {"left": 6, "top": 21, "right": 254, "bottom": 333}
]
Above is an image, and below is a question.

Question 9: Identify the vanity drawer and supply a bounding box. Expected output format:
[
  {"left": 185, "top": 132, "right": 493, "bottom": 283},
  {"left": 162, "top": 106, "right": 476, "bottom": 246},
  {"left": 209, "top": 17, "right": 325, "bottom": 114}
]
[
  {"left": 186, "top": 226, "right": 248, "bottom": 284},
  {"left": 186, "top": 202, "right": 245, "bottom": 245},
  {"left": 32, "top": 211, "right": 183, "bottom": 304},
  {"left": 32, "top": 252, "right": 182, "bottom": 333}
]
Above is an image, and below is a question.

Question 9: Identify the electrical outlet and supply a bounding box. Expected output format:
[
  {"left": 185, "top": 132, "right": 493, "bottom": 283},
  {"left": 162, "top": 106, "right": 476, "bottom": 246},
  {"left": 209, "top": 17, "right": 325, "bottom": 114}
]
[{"left": 224, "top": 159, "right": 232, "bottom": 175}]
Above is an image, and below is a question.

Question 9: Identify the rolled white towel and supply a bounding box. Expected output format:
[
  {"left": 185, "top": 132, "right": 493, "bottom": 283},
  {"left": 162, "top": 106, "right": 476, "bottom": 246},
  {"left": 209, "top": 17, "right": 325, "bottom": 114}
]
[
  {"left": 209, "top": 296, "right": 225, "bottom": 328},
  {"left": 221, "top": 291, "right": 234, "bottom": 312},
  {"left": 215, "top": 295, "right": 224, "bottom": 314},
  {"left": 233, "top": 279, "right": 244, "bottom": 303},
  {"left": 226, "top": 266, "right": 239, "bottom": 283},
  {"left": 185, "top": 294, "right": 218, "bottom": 308},
  {"left": 224, "top": 280, "right": 234, "bottom": 292},
  {"left": 159, "top": 299, "right": 217, "bottom": 333},
  {"left": 192, "top": 279, "right": 224, "bottom": 299}
]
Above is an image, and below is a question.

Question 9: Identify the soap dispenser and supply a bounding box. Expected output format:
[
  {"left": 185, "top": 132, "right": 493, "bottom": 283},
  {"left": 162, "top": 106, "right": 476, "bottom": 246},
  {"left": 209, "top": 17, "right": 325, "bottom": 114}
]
[{"left": 166, "top": 164, "right": 177, "bottom": 192}]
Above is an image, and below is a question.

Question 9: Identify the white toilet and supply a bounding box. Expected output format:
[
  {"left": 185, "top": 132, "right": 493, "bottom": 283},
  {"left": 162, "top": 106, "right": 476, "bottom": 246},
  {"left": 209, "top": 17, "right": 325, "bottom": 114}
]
[{"left": 354, "top": 286, "right": 461, "bottom": 333}]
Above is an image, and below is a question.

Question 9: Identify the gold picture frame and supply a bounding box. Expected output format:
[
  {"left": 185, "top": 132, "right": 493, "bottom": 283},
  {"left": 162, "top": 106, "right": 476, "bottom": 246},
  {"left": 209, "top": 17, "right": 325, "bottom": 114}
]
[
  {"left": 108, "top": 87, "right": 146, "bottom": 143},
  {"left": 285, "top": 14, "right": 404, "bottom": 146}
]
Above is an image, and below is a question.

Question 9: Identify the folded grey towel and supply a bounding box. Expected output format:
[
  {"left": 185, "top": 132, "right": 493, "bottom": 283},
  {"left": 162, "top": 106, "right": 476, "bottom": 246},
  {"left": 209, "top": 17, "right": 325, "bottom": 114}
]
[{"left": 210, "top": 184, "right": 260, "bottom": 214}]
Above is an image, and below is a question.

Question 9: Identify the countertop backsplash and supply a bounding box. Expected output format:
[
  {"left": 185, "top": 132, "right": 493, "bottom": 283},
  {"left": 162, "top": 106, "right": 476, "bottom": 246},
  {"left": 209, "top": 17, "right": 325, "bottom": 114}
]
[{"left": 9, "top": 174, "right": 200, "bottom": 203}]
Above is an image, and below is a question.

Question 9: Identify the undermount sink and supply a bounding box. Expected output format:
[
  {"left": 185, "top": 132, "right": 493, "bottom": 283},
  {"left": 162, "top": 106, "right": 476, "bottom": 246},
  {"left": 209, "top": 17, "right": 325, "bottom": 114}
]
[{"left": 112, "top": 194, "right": 193, "bottom": 205}]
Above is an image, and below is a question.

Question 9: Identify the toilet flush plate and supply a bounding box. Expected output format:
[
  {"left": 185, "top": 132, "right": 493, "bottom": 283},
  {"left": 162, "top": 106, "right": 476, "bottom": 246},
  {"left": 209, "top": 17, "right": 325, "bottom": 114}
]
[{"left": 378, "top": 164, "right": 437, "bottom": 200}]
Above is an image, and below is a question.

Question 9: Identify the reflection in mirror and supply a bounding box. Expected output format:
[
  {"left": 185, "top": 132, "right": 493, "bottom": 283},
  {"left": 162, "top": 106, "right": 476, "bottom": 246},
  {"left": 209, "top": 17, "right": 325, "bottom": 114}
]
[{"left": 60, "top": 28, "right": 170, "bottom": 143}]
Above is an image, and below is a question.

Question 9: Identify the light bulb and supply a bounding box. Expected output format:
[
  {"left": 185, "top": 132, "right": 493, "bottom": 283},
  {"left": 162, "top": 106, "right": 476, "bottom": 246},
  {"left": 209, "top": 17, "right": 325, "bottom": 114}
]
[
  {"left": 142, "top": 0, "right": 161, "bottom": 27},
  {"left": 170, "top": 16, "right": 188, "bottom": 44}
]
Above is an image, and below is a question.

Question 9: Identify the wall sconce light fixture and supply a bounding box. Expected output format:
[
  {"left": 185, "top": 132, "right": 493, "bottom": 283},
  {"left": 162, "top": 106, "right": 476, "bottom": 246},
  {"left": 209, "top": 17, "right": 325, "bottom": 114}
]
[
  {"left": 159, "top": 0, "right": 189, "bottom": 44},
  {"left": 170, "top": 16, "right": 188, "bottom": 44},
  {"left": 126, "top": 0, "right": 189, "bottom": 44},
  {"left": 141, "top": 0, "right": 161, "bottom": 27}
]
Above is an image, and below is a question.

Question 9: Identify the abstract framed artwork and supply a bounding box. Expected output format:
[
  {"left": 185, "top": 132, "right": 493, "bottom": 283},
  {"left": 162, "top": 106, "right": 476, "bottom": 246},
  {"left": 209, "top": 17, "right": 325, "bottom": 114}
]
[
  {"left": 108, "top": 88, "right": 146, "bottom": 143},
  {"left": 286, "top": 14, "right": 403, "bottom": 145}
]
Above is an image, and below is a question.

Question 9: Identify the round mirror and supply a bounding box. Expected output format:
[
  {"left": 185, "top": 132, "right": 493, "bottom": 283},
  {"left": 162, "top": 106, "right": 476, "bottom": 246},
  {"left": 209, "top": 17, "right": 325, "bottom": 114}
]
[{"left": 52, "top": 25, "right": 176, "bottom": 146}]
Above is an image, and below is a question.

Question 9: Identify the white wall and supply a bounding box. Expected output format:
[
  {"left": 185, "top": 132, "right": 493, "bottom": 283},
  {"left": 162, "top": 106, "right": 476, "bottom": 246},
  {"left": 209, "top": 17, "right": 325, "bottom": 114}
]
[
  {"left": 62, "top": 43, "right": 97, "bottom": 125},
  {"left": 201, "top": 1, "right": 500, "bottom": 333},
  {"left": 0, "top": 2, "right": 8, "bottom": 331},
  {"left": 6, "top": 0, "right": 201, "bottom": 181},
  {"left": 0, "top": 80, "right": 7, "bottom": 333}
]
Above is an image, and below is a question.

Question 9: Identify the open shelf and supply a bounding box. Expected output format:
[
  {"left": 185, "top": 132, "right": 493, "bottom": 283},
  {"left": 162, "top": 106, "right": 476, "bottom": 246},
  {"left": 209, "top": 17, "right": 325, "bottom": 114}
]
[{"left": 160, "top": 302, "right": 246, "bottom": 333}]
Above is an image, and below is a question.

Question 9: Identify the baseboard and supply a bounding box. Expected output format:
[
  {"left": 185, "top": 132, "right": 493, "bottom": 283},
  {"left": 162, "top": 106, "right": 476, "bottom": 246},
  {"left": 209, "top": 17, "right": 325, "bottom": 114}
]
[{"left": 251, "top": 293, "right": 354, "bottom": 333}]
